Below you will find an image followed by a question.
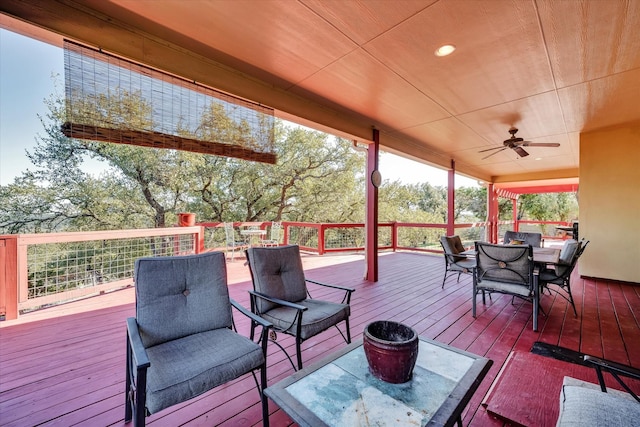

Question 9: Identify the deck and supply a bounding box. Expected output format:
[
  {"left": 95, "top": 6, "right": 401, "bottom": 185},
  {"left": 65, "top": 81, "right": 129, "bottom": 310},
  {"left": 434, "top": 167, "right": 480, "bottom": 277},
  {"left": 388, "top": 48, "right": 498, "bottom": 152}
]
[{"left": 1, "top": 251, "right": 639, "bottom": 426}]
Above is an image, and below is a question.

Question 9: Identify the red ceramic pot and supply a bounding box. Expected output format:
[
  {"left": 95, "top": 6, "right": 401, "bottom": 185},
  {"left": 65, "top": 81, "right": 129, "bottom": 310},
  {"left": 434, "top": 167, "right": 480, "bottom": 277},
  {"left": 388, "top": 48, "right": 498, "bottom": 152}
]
[{"left": 363, "top": 320, "right": 419, "bottom": 383}]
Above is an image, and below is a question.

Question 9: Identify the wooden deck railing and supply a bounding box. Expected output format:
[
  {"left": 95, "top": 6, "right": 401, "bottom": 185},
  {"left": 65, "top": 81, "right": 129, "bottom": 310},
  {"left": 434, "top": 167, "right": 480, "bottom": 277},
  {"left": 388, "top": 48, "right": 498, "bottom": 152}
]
[{"left": 0, "top": 219, "right": 571, "bottom": 320}]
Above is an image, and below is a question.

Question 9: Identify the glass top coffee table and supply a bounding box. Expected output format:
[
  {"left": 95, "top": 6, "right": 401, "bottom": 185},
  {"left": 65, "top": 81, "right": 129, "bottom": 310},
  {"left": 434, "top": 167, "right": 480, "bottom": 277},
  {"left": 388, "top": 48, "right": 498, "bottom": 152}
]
[{"left": 265, "top": 337, "right": 493, "bottom": 427}]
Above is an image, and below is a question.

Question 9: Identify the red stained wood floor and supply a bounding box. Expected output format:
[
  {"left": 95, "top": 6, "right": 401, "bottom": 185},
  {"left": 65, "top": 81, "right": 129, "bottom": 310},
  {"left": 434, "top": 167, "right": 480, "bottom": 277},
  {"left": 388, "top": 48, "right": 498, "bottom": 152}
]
[{"left": 0, "top": 251, "right": 638, "bottom": 426}]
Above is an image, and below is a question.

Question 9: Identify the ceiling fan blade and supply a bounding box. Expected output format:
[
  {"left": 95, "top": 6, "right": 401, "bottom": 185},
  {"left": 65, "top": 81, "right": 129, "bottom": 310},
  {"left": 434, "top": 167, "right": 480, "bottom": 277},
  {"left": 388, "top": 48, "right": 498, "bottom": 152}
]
[
  {"left": 522, "top": 142, "right": 561, "bottom": 147},
  {"left": 478, "top": 146, "right": 506, "bottom": 153},
  {"left": 513, "top": 146, "right": 529, "bottom": 157},
  {"left": 481, "top": 147, "right": 508, "bottom": 160}
]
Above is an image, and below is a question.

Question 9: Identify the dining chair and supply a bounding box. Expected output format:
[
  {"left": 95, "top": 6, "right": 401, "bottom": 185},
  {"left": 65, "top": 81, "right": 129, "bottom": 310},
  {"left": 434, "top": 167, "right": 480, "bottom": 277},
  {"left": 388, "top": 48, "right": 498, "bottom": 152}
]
[
  {"left": 124, "top": 251, "right": 271, "bottom": 427},
  {"left": 245, "top": 244, "right": 355, "bottom": 370},
  {"left": 440, "top": 235, "right": 476, "bottom": 289},
  {"left": 539, "top": 239, "right": 589, "bottom": 317},
  {"left": 473, "top": 241, "right": 540, "bottom": 331},
  {"left": 224, "top": 222, "right": 248, "bottom": 261},
  {"left": 260, "top": 221, "right": 282, "bottom": 247}
]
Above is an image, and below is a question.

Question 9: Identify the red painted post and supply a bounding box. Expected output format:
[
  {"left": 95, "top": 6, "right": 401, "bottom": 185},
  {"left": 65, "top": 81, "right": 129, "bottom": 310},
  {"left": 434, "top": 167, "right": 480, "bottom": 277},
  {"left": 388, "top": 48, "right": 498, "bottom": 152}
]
[
  {"left": 512, "top": 199, "right": 519, "bottom": 232},
  {"left": 487, "top": 184, "right": 499, "bottom": 243},
  {"left": 447, "top": 160, "right": 455, "bottom": 236},
  {"left": 365, "top": 130, "right": 379, "bottom": 282},
  {"left": 318, "top": 224, "right": 325, "bottom": 255},
  {"left": 0, "top": 236, "right": 19, "bottom": 320}
]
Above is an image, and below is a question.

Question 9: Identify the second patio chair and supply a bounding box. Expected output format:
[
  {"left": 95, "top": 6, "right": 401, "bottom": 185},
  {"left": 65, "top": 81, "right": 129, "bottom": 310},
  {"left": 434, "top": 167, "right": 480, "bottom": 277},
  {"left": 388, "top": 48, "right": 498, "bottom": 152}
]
[
  {"left": 440, "top": 235, "right": 476, "bottom": 288},
  {"left": 473, "top": 241, "right": 540, "bottom": 330},
  {"left": 245, "top": 244, "right": 355, "bottom": 370}
]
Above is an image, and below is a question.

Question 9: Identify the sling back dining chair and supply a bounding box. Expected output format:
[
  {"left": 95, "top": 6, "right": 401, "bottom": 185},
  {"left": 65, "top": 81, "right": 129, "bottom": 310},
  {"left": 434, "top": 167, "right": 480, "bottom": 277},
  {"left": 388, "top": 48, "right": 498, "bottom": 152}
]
[
  {"left": 539, "top": 239, "right": 589, "bottom": 317},
  {"left": 473, "top": 241, "right": 540, "bottom": 331},
  {"left": 245, "top": 245, "right": 355, "bottom": 370},
  {"left": 224, "top": 222, "right": 249, "bottom": 261},
  {"left": 125, "top": 251, "right": 272, "bottom": 427},
  {"left": 440, "top": 235, "right": 476, "bottom": 289}
]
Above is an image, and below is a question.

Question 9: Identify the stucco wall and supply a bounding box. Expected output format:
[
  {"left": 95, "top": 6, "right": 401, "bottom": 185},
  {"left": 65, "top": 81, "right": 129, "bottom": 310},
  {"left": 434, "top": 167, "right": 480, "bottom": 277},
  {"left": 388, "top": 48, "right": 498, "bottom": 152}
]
[{"left": 580, "top": 123, "right": 640, "bottom": 283}]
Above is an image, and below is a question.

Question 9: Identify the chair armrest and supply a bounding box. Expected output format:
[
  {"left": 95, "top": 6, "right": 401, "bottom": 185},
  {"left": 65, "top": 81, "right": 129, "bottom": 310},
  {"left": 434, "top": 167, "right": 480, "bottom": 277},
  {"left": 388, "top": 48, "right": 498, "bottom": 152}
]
[
  {"left": 584, "top": 355, "right": 640, "bottom": 380},
  {"left": 249, "top": 290, "right": 308, "bottom": 311},
  {"left": 584, "top": 355, "right": 640, "bottom": 401},
  {"left": 126, "top": 317, "right": 150, "bottom": 369},
  {"left": 305, "top": 279, "right": 354, "bottom": 304},
  {"left": 305, "top": 279, "right": 355, "bottom": 293},
  {"left": 230, "top": 298, "right": 273, "bottom": 329}
]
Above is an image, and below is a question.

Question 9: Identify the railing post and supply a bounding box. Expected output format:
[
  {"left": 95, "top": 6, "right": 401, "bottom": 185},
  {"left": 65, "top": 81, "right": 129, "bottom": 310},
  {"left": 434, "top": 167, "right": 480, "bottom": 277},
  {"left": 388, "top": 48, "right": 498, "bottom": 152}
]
[
  {"left": 196, "top": 226, "right": 205, "bottom": 254},
  {"left": 0, "top": 236, "right": 19, "bottom": 320},
  {"left": 283, "top": 222, "right": 289, "bottom": 245},
  {"left": 392, "top": 222, "right": 398, "bottom": 252},
  {"left": 318, "top": 224, "right": 326, "bottom": 255}
]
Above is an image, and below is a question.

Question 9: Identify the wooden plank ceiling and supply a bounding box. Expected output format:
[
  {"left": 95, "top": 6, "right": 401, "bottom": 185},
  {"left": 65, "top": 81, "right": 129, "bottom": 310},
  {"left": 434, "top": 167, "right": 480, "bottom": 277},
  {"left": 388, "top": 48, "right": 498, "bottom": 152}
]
[{"left": 1, "top": 0, "right": 639, "bottom": 185}]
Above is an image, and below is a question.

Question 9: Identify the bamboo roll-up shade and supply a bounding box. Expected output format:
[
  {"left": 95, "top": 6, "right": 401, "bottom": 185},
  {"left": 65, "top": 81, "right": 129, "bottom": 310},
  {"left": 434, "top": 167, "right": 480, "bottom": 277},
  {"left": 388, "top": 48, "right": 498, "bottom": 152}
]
[{"left": 62, "top": 40, "right": 276, "bottom": 164}]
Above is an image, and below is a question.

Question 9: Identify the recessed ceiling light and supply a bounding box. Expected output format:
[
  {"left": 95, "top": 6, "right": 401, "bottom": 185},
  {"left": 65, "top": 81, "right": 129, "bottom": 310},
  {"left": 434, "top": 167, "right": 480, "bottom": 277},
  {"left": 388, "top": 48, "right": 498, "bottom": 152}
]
[
  {"left": 535, "top": 157, "right": 542, "bottom": 161},
  {"left": 435, "top": 44, "right": 456, "bottom": 57}
]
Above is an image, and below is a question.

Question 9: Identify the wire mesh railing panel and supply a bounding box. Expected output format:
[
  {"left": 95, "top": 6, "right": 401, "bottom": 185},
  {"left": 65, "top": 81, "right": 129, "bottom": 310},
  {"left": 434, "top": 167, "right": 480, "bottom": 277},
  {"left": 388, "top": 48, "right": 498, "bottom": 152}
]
[
  {"left": 324, "top": 227, "right": 365, "bottom": 249},
  {"left": 378, "top": 226, "right": 392, "bottom": 247},
  {"left": 397, "top": 226, "right": 445, "bottom": 251},
  {"left": 27, "top": 234, "right": 195, "bottom": 299},
  {"left": 457, "top": 226, "right": 486, "bottom": 247},
  {"left": 288, "top": 226, "right": 319, "bottom": 249}
]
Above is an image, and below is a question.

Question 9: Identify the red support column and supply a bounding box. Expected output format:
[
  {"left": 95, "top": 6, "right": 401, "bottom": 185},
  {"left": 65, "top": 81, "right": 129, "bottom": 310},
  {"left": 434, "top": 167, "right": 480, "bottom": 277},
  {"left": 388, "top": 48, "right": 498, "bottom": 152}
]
[
  {"left": 365, "top": 130, "right": 379, "bottom": 282},
  {"left": 447, "top": 160, "right": 455, "bottom": 236},
  {"left": 487, "top": 184, "right": 499, "bottom": 243},
  {"left": 512, "top": 198, "right": 519, "bottom": 232}
]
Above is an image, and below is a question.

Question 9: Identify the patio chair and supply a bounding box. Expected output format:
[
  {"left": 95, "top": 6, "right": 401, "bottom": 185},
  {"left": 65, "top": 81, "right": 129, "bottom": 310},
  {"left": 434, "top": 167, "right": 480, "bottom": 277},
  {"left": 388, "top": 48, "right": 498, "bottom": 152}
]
[
  {"left": 260, "top": 221, "right": 282, "bottom": 247},
  {"left": 503, "top": 230, "right": 543, "bottom": 248},
  {"left": 440, "top": 235, "right": 476, "bottom": 289},
  {"left": 473, "top": 241, "right": 540, "bottom": 331},
  {"left": 245, "top": 245, "right": 355, "bottom": 370},
  {"left": 124, "top": 252, "right": 272, "bottom": 427},
  {"left": 539, "top": 239, "right": 589, "bottom": 317},
  {"left": 224, "top": 222, "right": 249, "bottom": 261}
]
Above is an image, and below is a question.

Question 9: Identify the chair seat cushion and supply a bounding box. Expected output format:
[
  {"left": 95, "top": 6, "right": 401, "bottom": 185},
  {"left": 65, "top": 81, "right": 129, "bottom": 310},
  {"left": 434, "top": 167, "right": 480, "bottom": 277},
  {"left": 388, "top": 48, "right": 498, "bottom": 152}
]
[
  {"left": 557, "top": 378, "right": 640, "bottom": 426},
  {"left": 262, "top": 299, "right": 349, "bottom": 340},
  {"left": 145, "top": 328, "right": 264, "bottom": 414},
  {"left": 476, "top": 279, "right": 531, "bottom": 297},
  {"left": 450, "top": 258, "right": 476, "bottom": 272}
]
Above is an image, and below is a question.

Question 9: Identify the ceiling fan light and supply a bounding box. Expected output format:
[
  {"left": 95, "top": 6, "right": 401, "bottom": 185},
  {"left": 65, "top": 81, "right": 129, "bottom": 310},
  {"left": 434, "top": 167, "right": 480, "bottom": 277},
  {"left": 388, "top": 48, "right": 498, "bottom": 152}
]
[{"left": 435, "top": 44, "right": 456, "bottom": 57}]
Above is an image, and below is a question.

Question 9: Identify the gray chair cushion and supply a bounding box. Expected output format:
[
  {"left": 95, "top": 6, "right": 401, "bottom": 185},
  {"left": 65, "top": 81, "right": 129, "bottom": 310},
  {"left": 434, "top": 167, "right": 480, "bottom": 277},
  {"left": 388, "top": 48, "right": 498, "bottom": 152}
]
[
  {"left": 134, "top": 252, "right": 232, "bottom": 348},
  {"left": 246, "top": 245, "right": 308, "bottom": 313},
  {"left": 556, "top": 239, "right": 580, "bottom": 276},
  {"left": 260, "top": 298, "right": 350, "bottom": 340},
  {"left": 449, "top": 257, "right": 476, "bottom": 272},
  {"left": 557, "top": 379, "right": 640, "bottom": 426},
  {"left": 145, "top": 328, "right": 264, "bottom": 414}
]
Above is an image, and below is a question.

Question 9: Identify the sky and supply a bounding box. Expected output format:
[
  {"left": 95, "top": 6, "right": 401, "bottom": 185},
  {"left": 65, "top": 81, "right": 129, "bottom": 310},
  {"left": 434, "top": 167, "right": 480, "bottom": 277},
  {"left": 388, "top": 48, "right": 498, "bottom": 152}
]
[{"left": 0, "top": 28, "right": 477, "bottom": 188}]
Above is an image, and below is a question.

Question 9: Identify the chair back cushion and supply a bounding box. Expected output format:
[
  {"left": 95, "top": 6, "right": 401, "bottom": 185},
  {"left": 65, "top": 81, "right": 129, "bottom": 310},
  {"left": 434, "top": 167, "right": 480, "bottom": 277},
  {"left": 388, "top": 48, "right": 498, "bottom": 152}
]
[
  {"left": 475, "top": 242, "right": 533, "bottom": 286},
  {"left": 134, "top": 251, "right": 232, "bottom": 348},
  {"left": 556, "top": 239, "right": 580, "bottom": 276},
  {"left": 503, "top": 231, "right": 542, "bottom": 248},
  {"left": 441, "top": 235, "right": 466, "bottom": 261},
  {"left": 246, "top": 245, "right": 308, "bottom": 313}
]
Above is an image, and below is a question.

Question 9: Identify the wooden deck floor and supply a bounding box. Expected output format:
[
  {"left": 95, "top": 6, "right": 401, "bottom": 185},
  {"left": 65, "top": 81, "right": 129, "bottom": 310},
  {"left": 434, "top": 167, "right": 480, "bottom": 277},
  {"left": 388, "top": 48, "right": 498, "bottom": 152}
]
[{"left": 1, "top": 251, "right": 639, "bottom": 426}]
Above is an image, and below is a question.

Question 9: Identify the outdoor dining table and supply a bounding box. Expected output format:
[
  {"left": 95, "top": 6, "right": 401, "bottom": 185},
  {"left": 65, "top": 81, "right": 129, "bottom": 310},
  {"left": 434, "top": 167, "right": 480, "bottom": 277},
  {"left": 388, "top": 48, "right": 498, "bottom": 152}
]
[
  {"left": 240, "top": 228, "right": 266, "bottom": 247},
  {"left": 460, "top": 246, "right": 560, "bottom": 265}
]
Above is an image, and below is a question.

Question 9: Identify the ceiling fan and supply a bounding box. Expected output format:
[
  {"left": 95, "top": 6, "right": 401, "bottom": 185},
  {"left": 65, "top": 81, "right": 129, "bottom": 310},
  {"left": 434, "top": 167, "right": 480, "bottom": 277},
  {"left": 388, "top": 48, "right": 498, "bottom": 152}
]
[{"left": 479, "top": 128, "right": 560, "bottom": 160}]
